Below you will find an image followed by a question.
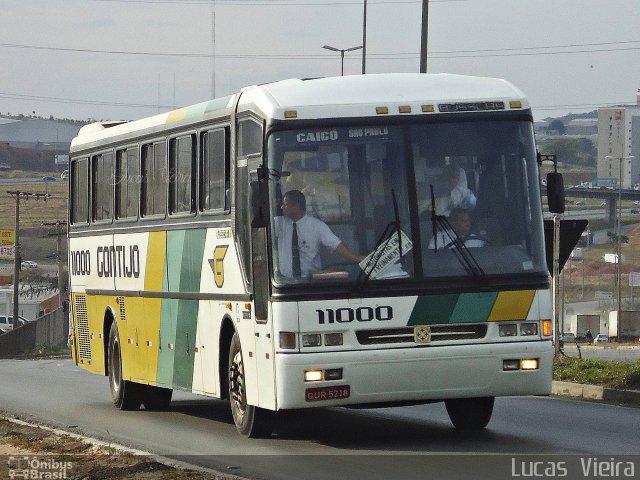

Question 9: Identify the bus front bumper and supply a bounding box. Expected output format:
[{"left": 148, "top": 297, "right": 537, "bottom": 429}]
[{"left": 274, "top": 340, "right": 552, "bottom": 410}]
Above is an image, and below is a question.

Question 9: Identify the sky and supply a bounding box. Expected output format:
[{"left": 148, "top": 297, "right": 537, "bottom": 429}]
[{"left": 0, "top": 0, "right": 639, "bottom": 122}]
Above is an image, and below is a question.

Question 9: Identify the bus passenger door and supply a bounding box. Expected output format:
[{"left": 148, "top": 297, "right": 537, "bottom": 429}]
[{"left": 252, "top": 227, "right": 276, "bottom": 410}]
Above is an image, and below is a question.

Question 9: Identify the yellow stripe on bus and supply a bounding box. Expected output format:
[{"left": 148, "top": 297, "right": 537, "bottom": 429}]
[
  {"left": 487, "top": 290, "right": 535, "bottom": 321},
  {"left": 139, "top": 231, "right": 167, "bottom": 384},
  {"left": 145, "top": 231, "right": 167, "bottom": 291}
]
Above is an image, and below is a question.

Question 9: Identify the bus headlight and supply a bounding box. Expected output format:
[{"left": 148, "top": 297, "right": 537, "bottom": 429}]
[
  {"left": 324, "top": 333, "right": 343, "bottom": 346},
  {"left": 520, "top": 359, "right": 539, "bottom": 370},
  {"left": 302, "top": 334, "right": 322, "bottom": 347},
  {"left": 499, "top": 324, "right": 518, "bottom": 337},
  {"left": 520, "top": 323, "right": 538, "bottom": 336}
]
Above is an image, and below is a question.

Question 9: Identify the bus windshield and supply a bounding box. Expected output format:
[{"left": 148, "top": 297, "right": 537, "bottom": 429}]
[{"left": 267, "top": 119, "right": 546, "bottom": 287}]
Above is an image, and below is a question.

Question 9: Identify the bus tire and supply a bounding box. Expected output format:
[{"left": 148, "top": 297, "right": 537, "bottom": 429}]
[
  {"left": 445, "top": 397, "right": 494, "bottom": 430},
  {"left": 228, "top": 332, "right": 274, "bottom": 438},
  {"left": 141, "top": 385, "right": 173, "bottom": 411},
  {"left": 108, "top": 321, "right": 142, "bottom": 411}
]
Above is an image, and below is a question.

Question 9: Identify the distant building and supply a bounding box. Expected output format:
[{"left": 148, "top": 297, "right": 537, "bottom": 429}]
[
  {"left": 596, "top": 91, "right": 640, "bottom": 189},
  {"left": 0, "top": 118, "right": 81, "bottom": 150},
  {"left": 564, "top": 118, "right": 598, "bottom": 136}
]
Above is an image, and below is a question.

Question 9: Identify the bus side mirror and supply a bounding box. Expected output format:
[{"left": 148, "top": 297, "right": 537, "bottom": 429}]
[
  {"left": 546, "top": 172, "right": 565, "bottom": 214},
  {"left": 250, "top": 180, "right": 268, "bottom": 228}
]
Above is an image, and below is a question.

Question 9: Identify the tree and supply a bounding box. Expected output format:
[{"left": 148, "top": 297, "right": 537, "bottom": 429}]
[{"left": 548, "top": 119, "right": 566, "bottom": 135}]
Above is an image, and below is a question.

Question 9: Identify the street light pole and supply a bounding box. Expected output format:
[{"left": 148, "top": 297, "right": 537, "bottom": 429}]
[
  {"left": 322, "top": 45, "right": 363, "bottom": 76},
  {"left": 420, "top": 0, "right": 429, "bottom": 73},
  {"left": 605, "top": 154, "right": 635, "bottom": 342},
  {"left": 362, "top": 0, "right": 367, "bottom": 74}
]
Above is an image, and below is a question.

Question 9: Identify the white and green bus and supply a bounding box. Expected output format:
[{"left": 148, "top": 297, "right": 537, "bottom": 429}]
[{"left": 69, "top": 73, "right": 558, "bottom": 437}]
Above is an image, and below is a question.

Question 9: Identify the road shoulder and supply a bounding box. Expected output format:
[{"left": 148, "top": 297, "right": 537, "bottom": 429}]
[{"left": 552, "top": 380, "right": 640, "bottom": 405}]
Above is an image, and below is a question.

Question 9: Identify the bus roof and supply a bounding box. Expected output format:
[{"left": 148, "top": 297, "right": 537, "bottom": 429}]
[{"left": 71, "top": 73, "right": 529, "bottom": 151}]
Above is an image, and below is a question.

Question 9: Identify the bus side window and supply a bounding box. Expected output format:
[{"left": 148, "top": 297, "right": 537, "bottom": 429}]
[
  {"left": 201, "top": 127, "right": 230, "bottom": 212},
  {"left": 115, "top": 146, "right": 140, "bottom": 220},
  {"left": 238, "top": 120, "right": 262, "bottom": 157},
  {"left": 91, "top": 152, "right": 114, "bottom": 223},
  {"left": 169, "top": 134, "right": 196, "bottom": 215},
  {"left": 70, "top": 158, "right": 89, "bottom": 225},
  {"left": 141, "top": 141, "right": 167, "bottom": 218}
]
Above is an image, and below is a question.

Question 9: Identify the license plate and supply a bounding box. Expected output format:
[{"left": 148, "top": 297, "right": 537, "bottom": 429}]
[{"left": 305, "top": 385, "right": 351, "bottom": 402}]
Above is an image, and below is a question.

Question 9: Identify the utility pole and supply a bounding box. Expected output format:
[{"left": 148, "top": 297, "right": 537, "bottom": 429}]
[
  {"left": 7, "top": 190, "right": 50, "bottom": 329},
  {"left": 362, "top": 0, "right": 367, "bottom": 74},
  {"left": 420, "top": 0, "right": 429, "bottom": 73},
  {"left": 42, "top": 220, "right": 67, "bottom": 307}
]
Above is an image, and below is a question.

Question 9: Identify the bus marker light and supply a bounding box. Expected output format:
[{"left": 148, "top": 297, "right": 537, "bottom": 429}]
[
  {"left": 302, "top": 334, "right": 322, "bottom": 347},
  {"left": 284, "top": 110, "right": 298, "bottom": 119},
  {"left": 324, "top": 333, "right": 343, "bottom": 346},
  {"left": 279, "top": 332, "right": 296, "bottom": 349},
  {"left": 421, "top": 104, "right": 434, "bottom": 112},
  {"left": 399, "top": 105, "right": 412, "bottom": 114},
  {"left": 324, "top": 368, "right": 343, "bottom": 381},
  {"left": 510, "top": 100, "right": 522, "bottom": 109},
  {"left": 520, "top": 359, "right": 539, "bottom": 370},
  {"left": 499, "top": 324, "right": 517, "bottom": 337},
  {"left": 542, "top": 320, "right": 552, "bottom": 337},
  {"left": 503, "top": 359, "right": 520, "bottom": 371},
  {"left": 304, "top": 370, "right": 323, "bottom": 382},
  {"left": 376, "top": 106, "right": 389, "bottom": 114}
]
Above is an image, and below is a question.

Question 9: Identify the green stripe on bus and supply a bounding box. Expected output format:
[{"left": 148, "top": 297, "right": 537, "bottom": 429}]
[
  {"left": 172, "top": 229, "right": 207, "bottom": 390},
  {"left": 157, "top": 230, "right": 185, "bottom": 386},
  {"left": 449, "top": 292, "right": 498, "bottom": 323},
  {"left": 407, "top": 292, "right": 500, "bottom": 326},
  {"left": 407, "top": 293, "right": 460, "bottom": 326}
]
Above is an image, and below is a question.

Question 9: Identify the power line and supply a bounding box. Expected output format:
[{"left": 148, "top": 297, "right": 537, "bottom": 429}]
[
  {"left": 0, "top": 88, "right": 633, "bottom": 114},
  {"left": 2, "top": 40, "right": 640, "bottom": 60},
  {"left": 91, "top": 0, "right": 464, "bottom": 5}
]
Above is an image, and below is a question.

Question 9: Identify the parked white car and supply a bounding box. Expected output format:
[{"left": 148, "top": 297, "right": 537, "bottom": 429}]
[
  {"left": 0, "top": 315, "right": 30, "bottom": 332},
  {"left": 594, "top": 333, "right": 609, "bottom": 344},
  {"left": 21, "top": 260, "right": 38, "bottom": 269}
]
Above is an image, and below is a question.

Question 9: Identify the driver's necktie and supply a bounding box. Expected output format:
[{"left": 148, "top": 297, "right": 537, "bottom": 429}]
[{"left": 292, "top": 222, "right": 301, "bottom": 277}]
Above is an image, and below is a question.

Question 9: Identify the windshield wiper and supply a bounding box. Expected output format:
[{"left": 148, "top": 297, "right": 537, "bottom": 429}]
[
  {"left": 429, "top": 184, "right": 486, "bottom": 280},
  {"left": 354, "top": 189, "right": 403, "bottom": 289}
]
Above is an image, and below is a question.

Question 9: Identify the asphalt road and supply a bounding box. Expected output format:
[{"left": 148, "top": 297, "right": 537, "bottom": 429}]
[{"left": 0, "top": 358, "right": 639, "bottom": 480}]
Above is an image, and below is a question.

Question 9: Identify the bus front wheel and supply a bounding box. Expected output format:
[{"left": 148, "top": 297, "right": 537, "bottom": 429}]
[
  {"left": 445, "top": 397, "right": 494, "bottom": 430},
  {"left": 228, "top": 332, "right": 274, "bottom": 438},
  {"left": 108, "top": 322, "right": 142, "bottom": 411}
]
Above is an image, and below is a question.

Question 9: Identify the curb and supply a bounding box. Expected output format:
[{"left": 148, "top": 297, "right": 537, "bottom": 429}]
[
  {"left": 1, "top": 416, "right": 244, "bottom": 480},
  {"left": 552, "top": 381, "right": 640, "bottom": 405}
]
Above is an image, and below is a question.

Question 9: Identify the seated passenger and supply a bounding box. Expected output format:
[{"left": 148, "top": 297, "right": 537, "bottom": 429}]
[
  {"left": 428, "top": 208, "right": 486, "bottom": 250},
  {"left": 446, "top": 165, "right": 477, "bottom": 214}
]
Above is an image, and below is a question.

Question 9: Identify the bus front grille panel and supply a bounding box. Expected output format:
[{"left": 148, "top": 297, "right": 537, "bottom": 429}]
[
  {"left": 356, "top": 324, "right": 488, "bottom": 345},
  {"left": 74, "top": 295, "right": 91, "bottom": 360}
]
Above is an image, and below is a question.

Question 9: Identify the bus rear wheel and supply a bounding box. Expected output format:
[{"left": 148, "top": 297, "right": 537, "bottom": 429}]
[
  {"left": 108, "top": 322, "right": 142, "bottom": 411},
  {"left": 445, "top": 397, "right": 494, "bottom": 430},
  {"left": 228, "top": 332, "right": 274, "bottom": 438}
]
